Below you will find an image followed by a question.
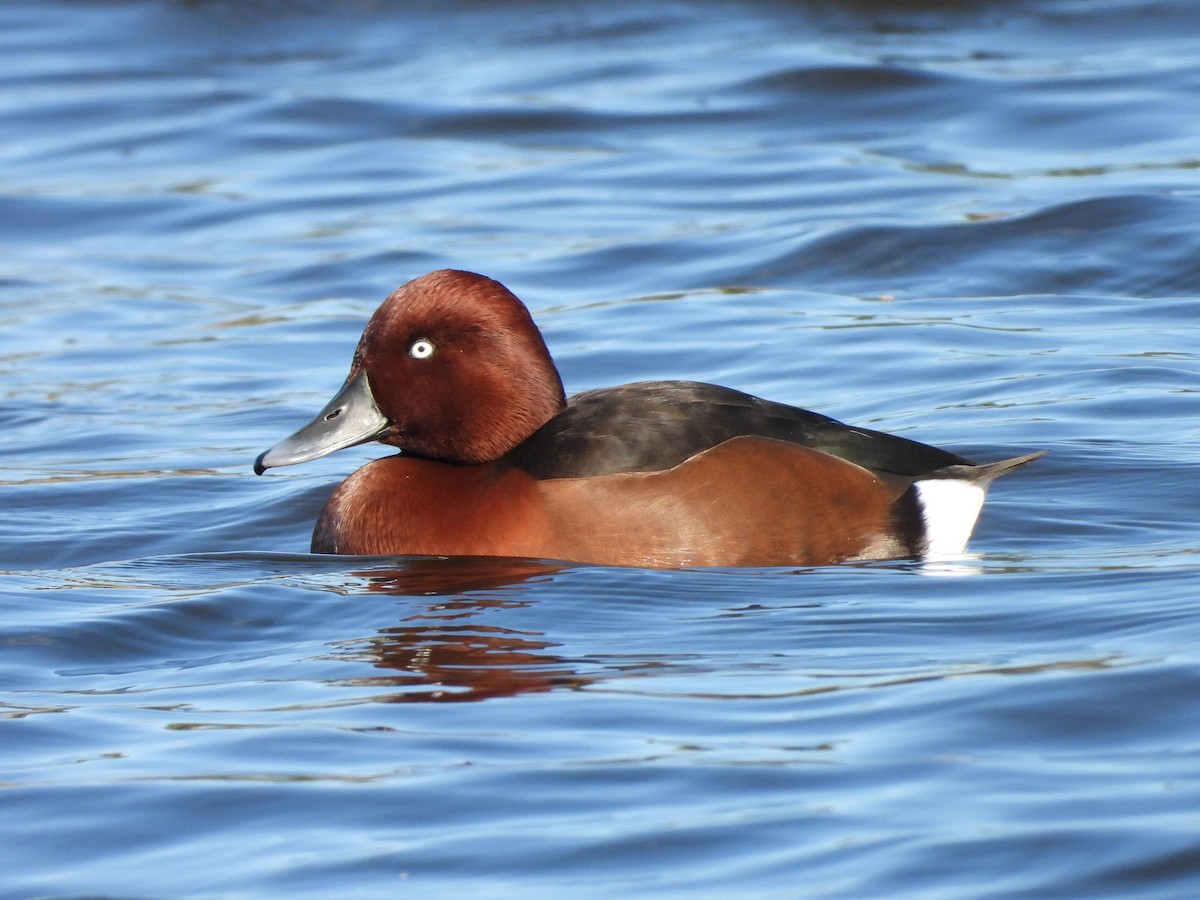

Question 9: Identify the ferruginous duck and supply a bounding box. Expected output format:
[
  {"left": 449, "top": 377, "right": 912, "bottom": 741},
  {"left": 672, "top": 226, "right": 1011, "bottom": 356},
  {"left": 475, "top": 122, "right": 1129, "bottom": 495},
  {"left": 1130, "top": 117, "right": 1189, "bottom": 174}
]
[{"left": 255, "top": 269, "right": 1042, "bottom": 567}]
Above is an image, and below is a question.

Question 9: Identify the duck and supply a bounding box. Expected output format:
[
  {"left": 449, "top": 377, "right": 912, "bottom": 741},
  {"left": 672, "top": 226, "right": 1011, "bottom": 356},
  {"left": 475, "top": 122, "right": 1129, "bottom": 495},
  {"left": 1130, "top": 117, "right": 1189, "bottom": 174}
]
[{"left": 255, "top": 269, "right": 1043, "bottom": 568}]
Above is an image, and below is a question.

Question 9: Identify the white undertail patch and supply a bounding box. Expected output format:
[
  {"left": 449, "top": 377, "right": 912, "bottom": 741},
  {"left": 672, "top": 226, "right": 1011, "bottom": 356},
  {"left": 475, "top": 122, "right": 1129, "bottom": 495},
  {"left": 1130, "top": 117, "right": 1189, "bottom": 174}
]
[{"left": 913, "top": 479, "right": 987, "bottom": 557}]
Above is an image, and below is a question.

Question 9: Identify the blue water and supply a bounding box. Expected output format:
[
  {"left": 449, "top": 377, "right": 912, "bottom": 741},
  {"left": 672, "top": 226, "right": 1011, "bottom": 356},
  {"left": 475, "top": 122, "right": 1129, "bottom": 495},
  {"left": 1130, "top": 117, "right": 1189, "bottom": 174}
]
[{"left": 4, "top": 1, "right": 1200, "bottom": 896}]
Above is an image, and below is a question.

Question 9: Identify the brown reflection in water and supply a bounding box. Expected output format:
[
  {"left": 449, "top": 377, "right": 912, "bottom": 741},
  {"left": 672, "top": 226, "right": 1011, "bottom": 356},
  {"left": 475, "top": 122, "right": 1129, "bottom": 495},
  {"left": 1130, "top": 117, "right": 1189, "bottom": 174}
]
[
  {"left": 322, "top": 558, "right": 1121, "bottom": 706},
  {"left": 330, "top": 557, "right": 591, "bottom": 703},
  {"left": 353, "top": 556, "right": 565, "bottom": 597}
]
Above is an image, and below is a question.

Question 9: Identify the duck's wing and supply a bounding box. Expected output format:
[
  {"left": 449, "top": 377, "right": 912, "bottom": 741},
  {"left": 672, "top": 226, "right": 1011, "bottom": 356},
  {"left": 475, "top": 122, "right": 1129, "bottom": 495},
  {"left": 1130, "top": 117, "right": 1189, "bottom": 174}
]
[{"left": 506, "top": 380, "right": 971, "bottom": 479}]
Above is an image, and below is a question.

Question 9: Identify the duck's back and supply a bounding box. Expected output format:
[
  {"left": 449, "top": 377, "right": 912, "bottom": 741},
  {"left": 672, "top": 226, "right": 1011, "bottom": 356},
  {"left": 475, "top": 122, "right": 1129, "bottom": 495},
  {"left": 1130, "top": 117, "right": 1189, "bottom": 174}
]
[{"left": 505, "top": 381, "right": 970, "bottom": 480}]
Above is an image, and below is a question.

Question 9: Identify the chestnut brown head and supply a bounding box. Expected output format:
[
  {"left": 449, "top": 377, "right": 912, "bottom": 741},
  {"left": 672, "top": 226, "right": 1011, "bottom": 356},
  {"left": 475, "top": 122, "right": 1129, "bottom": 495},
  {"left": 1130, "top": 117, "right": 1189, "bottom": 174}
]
[{"left": 255, "top": 269, "right": 567, "bottom": 472}]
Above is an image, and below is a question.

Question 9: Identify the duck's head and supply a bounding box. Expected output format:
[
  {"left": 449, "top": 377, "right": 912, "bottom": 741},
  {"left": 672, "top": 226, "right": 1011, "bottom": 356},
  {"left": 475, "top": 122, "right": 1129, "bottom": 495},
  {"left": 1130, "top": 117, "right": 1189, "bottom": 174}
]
[{"left": 255, "top": 269, "right": 567, "bottom": 474}]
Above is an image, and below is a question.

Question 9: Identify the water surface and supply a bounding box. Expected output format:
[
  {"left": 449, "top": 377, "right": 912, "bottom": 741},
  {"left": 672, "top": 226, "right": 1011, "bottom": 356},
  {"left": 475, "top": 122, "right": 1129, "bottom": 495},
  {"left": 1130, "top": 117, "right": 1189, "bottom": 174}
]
[{"left": 3, "top": 1, "right": 1200, "bottom": 896}]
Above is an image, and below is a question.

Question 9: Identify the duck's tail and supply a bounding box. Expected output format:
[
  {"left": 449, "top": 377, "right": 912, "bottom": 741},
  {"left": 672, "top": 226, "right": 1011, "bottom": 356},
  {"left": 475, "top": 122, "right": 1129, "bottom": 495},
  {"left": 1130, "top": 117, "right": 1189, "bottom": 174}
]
[{"left": 897, "top": 450, "right": 1047, "bottom": 558}]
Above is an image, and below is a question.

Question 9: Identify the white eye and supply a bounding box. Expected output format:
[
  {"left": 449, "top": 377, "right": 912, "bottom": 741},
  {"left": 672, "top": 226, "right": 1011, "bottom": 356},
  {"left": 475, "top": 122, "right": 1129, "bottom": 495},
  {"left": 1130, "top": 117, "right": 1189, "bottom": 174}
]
[{"left": 409, "top": 338, "right": 436, "bottom": 360}]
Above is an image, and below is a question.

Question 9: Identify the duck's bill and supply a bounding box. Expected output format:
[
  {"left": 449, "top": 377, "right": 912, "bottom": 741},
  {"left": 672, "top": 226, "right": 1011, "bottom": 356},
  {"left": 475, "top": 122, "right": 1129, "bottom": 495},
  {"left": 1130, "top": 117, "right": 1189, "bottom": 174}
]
[{"left": 254, "top": 370, "right": 389, "bottom": 474}]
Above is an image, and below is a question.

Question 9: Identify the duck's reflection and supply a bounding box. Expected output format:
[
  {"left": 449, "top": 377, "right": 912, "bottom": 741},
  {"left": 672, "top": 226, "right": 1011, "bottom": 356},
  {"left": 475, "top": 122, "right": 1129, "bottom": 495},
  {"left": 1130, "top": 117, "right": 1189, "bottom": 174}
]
[
  {"left": 328, "top": 557, "right": 591, "bottom": 702},
  {"left": 320, "top": 556, "right": 1113, "bottom": 707},
  {"left": 349, "top": 556, "right": 564, "bottom": 598}
]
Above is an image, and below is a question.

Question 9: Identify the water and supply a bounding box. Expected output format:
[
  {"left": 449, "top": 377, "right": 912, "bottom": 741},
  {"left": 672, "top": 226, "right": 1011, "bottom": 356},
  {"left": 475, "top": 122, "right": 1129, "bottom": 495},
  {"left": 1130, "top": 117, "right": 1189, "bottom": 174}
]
[{"left": 3, "top": 0, "right": 1200, "bottom": 896}]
